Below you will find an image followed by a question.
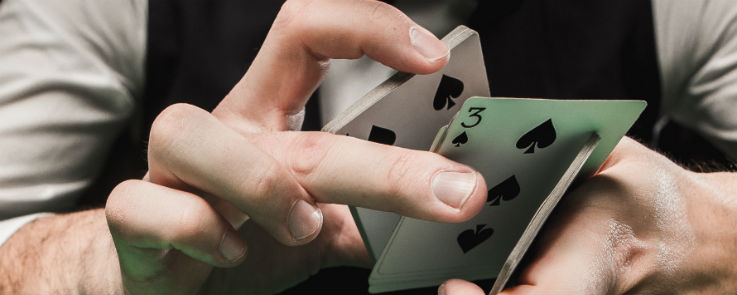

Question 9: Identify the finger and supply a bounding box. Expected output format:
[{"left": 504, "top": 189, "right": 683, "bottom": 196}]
[
  {"left": 500, "top": 250, "right": 603, "bottom": 294},
  {"left": 501, "top": 210, "right": 619, "bottom": 294},
  {"left": 251, "top": 131, "right": 488, "bottom": 222},
  {"left": 213, "top": 0, "right": 449, "bottom": 132},
  {"left": 148, "top": 104, "right": 486, "bottom": 251},
  {"left": 147, "top": 104, "right": 322, "bottom": 246},
  {"left": 438, "top": 279, "right": 484, "bottom": 295},
  {"left": 105, "top": 180, "right": 248, "bottom": 273}
]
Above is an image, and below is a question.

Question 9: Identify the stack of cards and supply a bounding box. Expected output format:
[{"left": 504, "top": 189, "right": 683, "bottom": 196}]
[{"left": 322, "top": 26, "right": 646, "bottom": 293}]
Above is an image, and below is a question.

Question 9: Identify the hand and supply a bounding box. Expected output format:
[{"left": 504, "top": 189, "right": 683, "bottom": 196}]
[
  {"left": 438, "top": 137, "right": 737, "bottom": 294},
  {"left": 104, "top": 0, "right": 487, "bottom": 293}
]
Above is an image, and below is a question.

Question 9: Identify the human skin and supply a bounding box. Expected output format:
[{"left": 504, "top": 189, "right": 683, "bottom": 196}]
[
  {"left": 0, "top": 0, "right": 491, "bottom": 293},
  {"left": 2, "top": 0, "right": 735, "bottom": 293},
  {"left": 438, "top": 137, "right": 737, "bottom": 294}
]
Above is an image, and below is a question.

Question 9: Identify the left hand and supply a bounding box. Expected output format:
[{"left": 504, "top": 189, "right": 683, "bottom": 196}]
[
  {"left": 106, "top": 1, "right": 489, "bottom": 294},
  {"left": 206, "top": 0, "right": 472, "bottom": 292},
  {"left": 438, "top": 137, "right": 737, "bottom": 294}
]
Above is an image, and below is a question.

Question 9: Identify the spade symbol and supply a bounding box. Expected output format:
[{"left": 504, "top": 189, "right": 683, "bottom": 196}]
[
  {"left": 451, "top": 131, "right": 468, "bottom": 147},
  {"left": 516, "top": 119, "right": 556, "bottom": 154},
  {"left": 433, "top": 75, "right": 464, "bottom": 111},
  {"left": 487, "top": 175, "right": 520, "bottom": 206},
  {"left": 367, "top": 125, "right": 396, "bottom": 145},
  {"left": 457, "top": 224, "right": 494, "bottom": 253}
]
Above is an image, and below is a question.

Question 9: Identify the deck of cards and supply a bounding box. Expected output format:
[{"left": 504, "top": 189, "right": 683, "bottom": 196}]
[{"left": 322, "top": 26, "right": 646, "bottom": 293}]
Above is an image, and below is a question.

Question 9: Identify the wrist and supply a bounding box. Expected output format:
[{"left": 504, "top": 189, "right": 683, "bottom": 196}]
[
  {"left": 77, "top": 209, "right": 124, "bottom": 294},
  {"left": 0, "top": 209, "right": 124, "bottom": 293},
  {"left": 685, "top": 171, "right": 737, "bottom": 293},
  {"left": 708, "top": 172, "right": 737, "bottom": 292}
]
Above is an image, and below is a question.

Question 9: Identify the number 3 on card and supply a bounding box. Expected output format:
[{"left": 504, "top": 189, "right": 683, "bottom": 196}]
[{"left": 461, "top": 107, "right": 486, "bottom": 128}]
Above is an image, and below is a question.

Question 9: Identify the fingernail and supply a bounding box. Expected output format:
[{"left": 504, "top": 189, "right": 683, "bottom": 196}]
[
  {"left": 432, "top": 171, "right": 477, "bottom": 209},
  {"left": 219, "top": 232, "right": 247, "bottom": 263},
  {"left": 288, "top": 200, "right": 323, "bottom": 241},
  {"left": 410, "top": 26, "right": 449, "bottom": 62}
]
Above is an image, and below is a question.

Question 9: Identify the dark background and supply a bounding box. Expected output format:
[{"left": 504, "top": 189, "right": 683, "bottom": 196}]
[{"left": 61, "top": 0, "right": 734, "bottom": 294}]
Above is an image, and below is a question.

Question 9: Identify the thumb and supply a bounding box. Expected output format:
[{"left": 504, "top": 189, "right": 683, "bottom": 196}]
[
  {"left": 438, "top": 279, "right": 485, "bottom": 295},
  {"left": 213, "top": 0, "right": 448, "bottom": 133},
  {"left": 500, "top": 218, "right": 617, "bottom": 294}
]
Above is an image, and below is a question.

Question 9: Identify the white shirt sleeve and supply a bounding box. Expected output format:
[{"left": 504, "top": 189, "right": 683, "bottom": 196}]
[
  {"left": 653, "top": 0, "right": 737, "bottom": 159},
  {"left": 0, "top": 0, "right": 147, "bottom": 246}
]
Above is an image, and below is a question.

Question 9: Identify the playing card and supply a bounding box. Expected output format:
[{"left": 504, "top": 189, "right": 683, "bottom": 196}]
[
  {"left": 488, "top": 133, "right": 600, "bottom": 295},
  {"left": 368, "top": 97, "right": 645, "bottom": 293},
  {"left": 322, "top": 25, "right": 490, "bottom": 261},
  {"left": 368, "top": 135, "right": 600, "bottom": 293}
]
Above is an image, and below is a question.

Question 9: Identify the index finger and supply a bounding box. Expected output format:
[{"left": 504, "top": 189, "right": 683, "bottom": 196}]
[
  {"left": 249, "top": 131, "right": 488, "bottom": 222},
  {"left": 213, "top": 0, "right": 449, "bottom": 132},
  {"left": 148, "top": 105, "right": 486, "bottom": 246}
]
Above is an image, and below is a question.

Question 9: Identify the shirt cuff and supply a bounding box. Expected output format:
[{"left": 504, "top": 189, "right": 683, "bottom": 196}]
[{"left": 0, "top": 213, "right": 52, "bottom": 248}]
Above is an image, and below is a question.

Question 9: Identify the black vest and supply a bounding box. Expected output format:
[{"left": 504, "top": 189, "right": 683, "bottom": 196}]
[
  {"left": 141, "top": 0, "right": 728, "bottom": 165},
  {"left": 79, "top": 0, "right": 730, "bottom": 293}
]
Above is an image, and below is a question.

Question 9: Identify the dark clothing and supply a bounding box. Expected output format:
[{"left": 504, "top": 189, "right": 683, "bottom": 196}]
[{"left": 78, "top": 1, "right": 731, "bottom": 293}]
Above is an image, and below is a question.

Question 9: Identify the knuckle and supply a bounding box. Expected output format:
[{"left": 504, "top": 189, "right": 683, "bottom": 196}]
[
  {"left": 174, "top": 198, "right": 212, "bottom": 240},
  {"left": 366, "top": 1, "right": 410, "bottom": 31},
  {"left": 248, "top": 160, "right": 283, "bottom": 201},
  {"left": 109, "top": 179, "right": 138, "bottom": 200},
  {"left": 368, "top": 1, "right": 396, "bottom": 20},
  {"left": 149, "top": 103, "right": 199, "bottom": 153},
  {"left": 105, "top": 180, "right": 140, "bottom": 231},
  {"left": 274, "top": 0, "right": 313, "bottom": 33},
  {"left": 384, "top": 150, "right": 418, "bottom": 198},
  {"left": 288, "top": 132, "right": 333, "bottom": 178}
]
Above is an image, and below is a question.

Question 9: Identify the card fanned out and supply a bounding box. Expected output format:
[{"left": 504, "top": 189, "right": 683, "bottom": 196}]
[
  {"left": 323, "top": 26, "right": 646, "bottom": 294},
  {"left": 323, "top": 25, "right": 490, "bottom": 262}
]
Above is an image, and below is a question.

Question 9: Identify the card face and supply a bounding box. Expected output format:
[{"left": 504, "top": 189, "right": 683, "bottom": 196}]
[
  {"left": 488, "top": 133, "right": 600, "bottom": 295},
  {"left": 322, "top": 25, "right": 490, "bottom": 261},
  {"left": 368, "top": 97, "right": 645, "bottom": 293}
]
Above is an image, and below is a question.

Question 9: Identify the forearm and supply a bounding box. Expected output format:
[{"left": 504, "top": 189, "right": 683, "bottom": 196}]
[
  {"left": 712, "top": 172, "right": 737, "bottom": 292},
  {"left": 0, "top": 209, "right": 122, "bottom": 293},
  {"left": 686, "top": 170, "right": 737, "bottom": 293}
]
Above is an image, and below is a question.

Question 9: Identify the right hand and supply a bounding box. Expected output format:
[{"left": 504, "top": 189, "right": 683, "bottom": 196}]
[
  {"left": 104, "top": 0, "right": 488, "bottom": 293},
  {"left": 437, "top": 138, "right": 737, "bottom": 294}
]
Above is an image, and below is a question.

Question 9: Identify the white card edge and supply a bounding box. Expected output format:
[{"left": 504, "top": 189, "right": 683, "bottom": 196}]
[
  {"left": 321, "top": 25, "right": 477, "bottom": 134},
  {"left": 320, "top": 25, "right": 481, "bottom": 264},
  {"left": 488, "top": 133, "right": 601, "bottom": 294}
]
